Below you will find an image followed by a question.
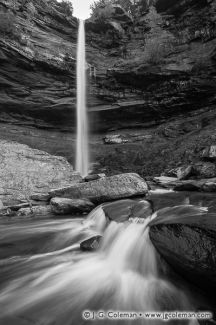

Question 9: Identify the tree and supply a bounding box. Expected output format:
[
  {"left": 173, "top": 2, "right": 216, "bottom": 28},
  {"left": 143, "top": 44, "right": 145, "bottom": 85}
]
[
  {"left": 143, "top": 6, "right": 175, "bottom": 64},
  {"left": 90, "top": 0, "right": 114, "bottom": 21},
  {"left": 57, "top": 0, "right": 73, "bottom": 16}
]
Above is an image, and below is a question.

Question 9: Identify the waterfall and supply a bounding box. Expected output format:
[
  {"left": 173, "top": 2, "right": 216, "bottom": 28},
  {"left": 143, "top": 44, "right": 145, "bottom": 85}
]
[{"left": 76, "top": 19, "right": 89, "bottom": 177}]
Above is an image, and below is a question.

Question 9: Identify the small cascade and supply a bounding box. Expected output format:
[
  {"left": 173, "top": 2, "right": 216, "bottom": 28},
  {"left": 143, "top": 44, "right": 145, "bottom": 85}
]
[{"left": 0, "top": 206, "right": 200, "bottom": 325}]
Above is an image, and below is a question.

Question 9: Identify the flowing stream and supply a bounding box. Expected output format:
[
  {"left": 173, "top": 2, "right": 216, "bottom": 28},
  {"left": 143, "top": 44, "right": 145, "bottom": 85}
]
[
  {"left": 0, "top": 198, "right": 205, "bottom": 325},
  {"left": 76, "top": 19, "right": 89, "bottom": 177}
]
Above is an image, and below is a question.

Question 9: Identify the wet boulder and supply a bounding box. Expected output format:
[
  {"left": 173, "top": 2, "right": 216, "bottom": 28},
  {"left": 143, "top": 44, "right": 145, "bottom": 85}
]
[
  {"left": 164, "top": 166, "right": 193, "bottom": 180},
  {"left": 202, "top": 182, "right": 216, "bottom": 192},
  {"left": 49, "top": 173, "right": 148, "bottom": 204},
  {"left": 153, "top": 176, "right": 216, "bottom": 192},
  {"left": 84, "top": 174, "right": 106, "bottom": 182},
  {"left": 80, "top": 236, "right": 102, "bottom": 251},
  {"left": 193, "top": 162, "right": 216, "bottom": 179},
  {"left": 149, "top": 216, "right": 216, "bottom": 293},
  {"left": 201, "top": 145, "right": 216, "bottom": 160},
  {"left": 50, "top": 198, "right": 95, "bottom": 215},
  {"left": 176, "top": 166, "right": 193, "bottom": 180},
  {"left": 163, "top": 162, "right": 216, "bottom": 181},
  {"left": 17, "top": 206, "right": 54, "bottom": 219},
  {"left": 102, "top": 199, "right": 153, "bottom": 223}
]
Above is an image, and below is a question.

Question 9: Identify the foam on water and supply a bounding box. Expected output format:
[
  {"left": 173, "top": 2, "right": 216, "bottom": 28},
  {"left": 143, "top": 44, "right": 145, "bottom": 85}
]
[{"left": 0, "top": 205, "right": 201, "bottom": 325}]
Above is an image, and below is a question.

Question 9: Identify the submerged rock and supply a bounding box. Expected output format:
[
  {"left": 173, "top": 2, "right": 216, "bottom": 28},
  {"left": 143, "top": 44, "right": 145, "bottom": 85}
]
[
  {"left": 0, "top": 140, "right": 82, "bottom": 205},
  {"left": 80, "top": 236, "right": 102, "bottom": 251},
  {"left": 49, "top": 173, "right": 148, "bottom": 204},
  {"left": 50, "top": 198, "right": 95, "bottom": 215},
  {"left": 150, "top": 216, "right": 216, "bottom": 293}
]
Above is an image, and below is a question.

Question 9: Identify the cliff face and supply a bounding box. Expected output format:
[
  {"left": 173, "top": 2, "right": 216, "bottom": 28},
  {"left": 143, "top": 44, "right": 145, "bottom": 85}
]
[
  {"left": 0, "top": 0, "right": 77, "bottom": 130},
  {"left": 1, "top": 0, "right": 215, "bottom": 133},
  {"left": 0, "top": 0, "right": 216, "bottom": 176},
  {"left": 87, "top": 0, "right": 216, "bottom": 131}
]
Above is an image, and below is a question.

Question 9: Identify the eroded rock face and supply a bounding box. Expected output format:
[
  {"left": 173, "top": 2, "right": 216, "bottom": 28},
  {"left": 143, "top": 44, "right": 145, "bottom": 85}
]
[
  {"left": 50, "top": 198, "right": 95, "bottom": 215},
  {"left": 1, "top": 0, "right": 216, "bottom": 135},
  {"left": 49, "top": 173, "right": 148, "bottom": 203},
  {"left": 0, "top": 0, "right": 78, "bottom": 130},
  {"left": 0, "top": 140, "right": 82, "bottom": 204},
  {"left": 150, "top": 222, "right": 216, "bottom": 292}
]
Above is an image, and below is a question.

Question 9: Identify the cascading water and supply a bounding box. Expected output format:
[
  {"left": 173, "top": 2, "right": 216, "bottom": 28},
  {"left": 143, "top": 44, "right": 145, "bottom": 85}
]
[
  {"left": 76, "top": 19, "right": 89, "bottom": 177},
  {"left": 0, "top": 204, "right": 202, "bottom": 325}
]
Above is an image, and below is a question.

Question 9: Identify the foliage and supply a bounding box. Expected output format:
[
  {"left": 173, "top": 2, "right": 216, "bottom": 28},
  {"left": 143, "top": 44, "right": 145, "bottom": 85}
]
[
  {"left": 90, "top": 0, "right": 115, "bottom": 21},
  {"left": 57, "top": 0, "right": 73, "bottom": 16},
  {"left": 90, "top": 0, "right": 156, "bottom": 19},
  {"left": 143, "top": 6, "right": 175, "bottom": 64},
  {"left": 0, "top": 12, "right": 16, "bottom": 36}
]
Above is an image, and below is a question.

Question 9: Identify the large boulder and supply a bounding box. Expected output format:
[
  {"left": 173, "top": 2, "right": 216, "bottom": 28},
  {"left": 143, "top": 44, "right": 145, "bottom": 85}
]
[
  {"left": 150, "top": 223, "right": 216, "bottom": 292},
  {"left": 17, "top": 205, "right": 54, "bottom": 219},
  {"left": 102, "top": 199, "right": 152, "bottom": 223},
  {"left": 0, "top": 140, "right": 82, "bottom": 204},
  {"left": 49, "top": 173, "right": 148, "bottom": 204},
  {"left": 50, "top": 198, "right": 95, "bottom": 215},
  {"left": 149, "top": 213, "right": 216, "bottom": 293}
]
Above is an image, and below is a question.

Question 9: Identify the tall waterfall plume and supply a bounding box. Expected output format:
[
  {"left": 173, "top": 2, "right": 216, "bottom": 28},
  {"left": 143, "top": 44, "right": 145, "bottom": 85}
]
[{"left": 76, "top": 19, "right": 89, "bottom": 177}]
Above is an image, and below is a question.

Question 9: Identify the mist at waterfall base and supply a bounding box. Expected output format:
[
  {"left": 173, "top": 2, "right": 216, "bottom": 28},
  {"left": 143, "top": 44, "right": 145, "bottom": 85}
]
[
  {"left": 76, "top": 19, "right": 89, "bottom": 177},
  {"left": 0, "top": 199, "right": 210, "bottom": 325}
]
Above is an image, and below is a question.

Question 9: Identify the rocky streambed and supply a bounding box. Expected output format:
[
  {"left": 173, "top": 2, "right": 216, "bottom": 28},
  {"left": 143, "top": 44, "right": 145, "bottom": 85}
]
[{"left": 0, "top": 139, "right": 216, "bottom": 314}]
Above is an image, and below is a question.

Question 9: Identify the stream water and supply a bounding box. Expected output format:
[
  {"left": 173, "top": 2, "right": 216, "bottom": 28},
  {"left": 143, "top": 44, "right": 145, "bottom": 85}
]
[{"left": 0, "top": 191, "right": 215, "bottom": 325}]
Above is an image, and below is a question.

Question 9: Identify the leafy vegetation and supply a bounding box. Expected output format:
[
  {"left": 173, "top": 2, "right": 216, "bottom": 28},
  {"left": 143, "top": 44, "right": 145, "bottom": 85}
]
[
  {"left": 90, "top": 0, "right": 157, "bottom": 19},
  {"left": 56, "top": 0, "right": 73, "bottom": 16},
  {"left": 90, "top": 0, "right": 115, "bottom": 21},
  {"left": 143, "top": 6, "right": 175, "bottom": 64}
]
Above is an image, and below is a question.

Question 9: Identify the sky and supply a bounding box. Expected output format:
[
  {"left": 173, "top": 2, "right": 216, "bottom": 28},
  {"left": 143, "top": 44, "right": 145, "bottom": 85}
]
[{"left": 58, "top": 0, "right": 98, "bottom": 20}]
